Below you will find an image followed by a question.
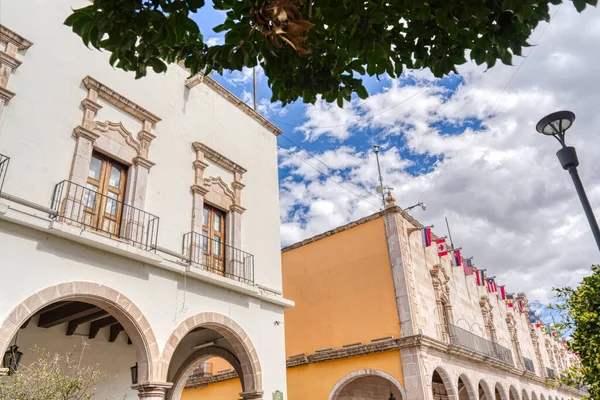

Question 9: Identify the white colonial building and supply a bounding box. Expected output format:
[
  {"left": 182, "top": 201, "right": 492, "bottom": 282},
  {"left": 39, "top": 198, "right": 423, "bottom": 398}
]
[{"left": 0, "top": 1, "right": 292, "bottom": 399}]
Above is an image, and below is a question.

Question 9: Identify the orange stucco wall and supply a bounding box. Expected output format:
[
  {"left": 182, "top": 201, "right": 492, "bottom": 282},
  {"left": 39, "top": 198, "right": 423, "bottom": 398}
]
[
  {"left": 282, "top": 217, "right": 400, "bottom": 356},
  {"left": 182, "top": 378, "right": 241, "bottom": 400},
  {"left": 287, "top": 350, "right": 404, "bottom": 399}
]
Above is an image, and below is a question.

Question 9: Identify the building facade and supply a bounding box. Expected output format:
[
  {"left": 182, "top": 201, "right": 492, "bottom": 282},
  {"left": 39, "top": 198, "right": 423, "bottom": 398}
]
[
  {"left": 0, "top": 1, "right": 292, "bottom": 399},
  {"left": 280, "top": 195, "right": 584, "bottom": 400}
]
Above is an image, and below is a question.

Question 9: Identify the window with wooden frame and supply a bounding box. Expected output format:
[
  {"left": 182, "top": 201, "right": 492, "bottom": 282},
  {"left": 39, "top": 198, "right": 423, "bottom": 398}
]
[
  {"left": 85, "top": 152, "right": 128, "bottom": 236},
  {"left": 202, "top": 204, "right": 226, "bottom": 274}
]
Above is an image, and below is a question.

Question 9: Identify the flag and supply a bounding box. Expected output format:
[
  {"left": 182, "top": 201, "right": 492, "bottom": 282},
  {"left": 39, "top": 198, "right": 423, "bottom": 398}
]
[
  {"left": 518, "top": 300, "right": 524, "bottom": 313},
  {"left": 454, "top": 249, "right": 462, "bottom": 266},
  {"left": 529, "top": 311, "right": 536, "bottom": 323},
  {"left": 535, "top": 322, "right": 541, "bottom": 328},
  {"left": 487, "top": 278, "right": 497, "bottom": 293},
  {"left": 475, "top": 269, "right": 486, "bottom": 286},
  {"left": 499, "top": 285, "right": 506, "bottom": 300},
  {"left": 422, "top": 227, "right": 432, "bottom": 247},
  {"left": 436, "top": 238, "right": 448, "bottom": 257},
  {"left": 507, "top": 294, "right": 515, "bottom": 308},
  {"left": 463, "top": 258, "right": 474, "bottom": 276}
]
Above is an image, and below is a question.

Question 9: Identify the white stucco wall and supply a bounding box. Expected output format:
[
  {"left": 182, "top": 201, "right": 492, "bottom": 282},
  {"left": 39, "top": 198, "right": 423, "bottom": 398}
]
[{"left": 0, "top": 0, "right": 288, "bottom": 398}]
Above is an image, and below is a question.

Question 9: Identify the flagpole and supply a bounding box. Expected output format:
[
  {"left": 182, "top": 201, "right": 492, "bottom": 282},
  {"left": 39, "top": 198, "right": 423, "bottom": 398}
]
[{"left": 445, "top": 216, "right": 455, "bottom": 249}]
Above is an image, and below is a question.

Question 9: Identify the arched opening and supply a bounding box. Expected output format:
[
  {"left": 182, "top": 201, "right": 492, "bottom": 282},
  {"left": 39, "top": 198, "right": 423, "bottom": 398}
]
[
  {"left": 432, "top": 368, "right": 455, "bottom": 400},
  {"left": 479, "top": 380, "right": 493, "bottom": 400},
  {"left": 328, "top": 369, "right": 405, "bottom": 400},
  {"left": 540, "top": 394, "right": 546, "bottom": 400},
  {"left": 495, "top": 383, "right": 507, "bottom": 400},
  {"left": 522, "top": 389, "right": 530, "bottom": 400},
  {"left": 531, "top": 392, "right": 538, "bottom": 400},
  {"left": 163, "top": 313, "right": 262, "bottom": 400},
  {"left": 509, "top": 385, "right": 519, "bottom": 400},
  {"left": 458, "top": 375, "right": 475, "bottom": 400},
  {"left": 181, "top": 356, "right": 242, "bottom": 399},
  {"left": 0, "top": 282, "right": 158, "bottom": 399}
]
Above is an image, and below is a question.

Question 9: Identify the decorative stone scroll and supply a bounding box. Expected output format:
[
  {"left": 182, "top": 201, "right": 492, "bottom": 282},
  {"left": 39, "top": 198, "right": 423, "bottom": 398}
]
[
  {"left": 70, "top": 76, "right": 160, "bottom": 209},
  {"left": 480, "top": 295, "right": 498, "bottom": 343},
  {"left": 190, "top": 142, "right": 246, "bottom": 250},
  {"left": 506, "top": 313, "right": 524, "bottom": 369},
  {"left": 430, "top": 264, "right": 454, "bottom": 342},
  {"left": 0, "top": 24, "right": 33, "bottom": 104}
]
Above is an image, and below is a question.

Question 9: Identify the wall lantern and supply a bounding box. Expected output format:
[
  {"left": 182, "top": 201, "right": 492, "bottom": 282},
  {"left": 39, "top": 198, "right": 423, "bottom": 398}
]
[
  {"left": 2, "top": 333, "right": 23, "bottom": 376},
  {"left": 130, "top": 362, "right": 138, "bottom": 384}
]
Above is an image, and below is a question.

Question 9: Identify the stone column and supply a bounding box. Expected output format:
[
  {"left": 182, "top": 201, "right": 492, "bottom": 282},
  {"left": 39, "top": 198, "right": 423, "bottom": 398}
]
[
  {"left": 133, "top": 382, "right": 172, "bottom": 400},
  {"left": 239, "top": 390, "right": 263, "bottom": 400}
]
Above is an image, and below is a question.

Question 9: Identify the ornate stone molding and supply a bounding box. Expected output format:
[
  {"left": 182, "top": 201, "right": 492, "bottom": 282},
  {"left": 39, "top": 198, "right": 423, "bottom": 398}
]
[
  {"left": 0, "top": 25, "right": 33, "bottom": 51},
  {"left": 82, "top": 76, "right": 161, "bottom": 125},
  {"left": 480, "top": 295, "right": 498, "bottom": 343},
  {"left": 192, "top": 142, "right": 247, "bottom": 175},
  {"left": 0, "top": 87, "right": 15, "bottom": 102},
  {"left": 0, "top": 52, "right": 21, "bottom": 69}
]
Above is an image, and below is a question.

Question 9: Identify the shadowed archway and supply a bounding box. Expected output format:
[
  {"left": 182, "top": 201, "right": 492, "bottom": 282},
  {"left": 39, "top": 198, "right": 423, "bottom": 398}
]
[{"left": 328, "top": 369, "right": 406, "bottom": 400}]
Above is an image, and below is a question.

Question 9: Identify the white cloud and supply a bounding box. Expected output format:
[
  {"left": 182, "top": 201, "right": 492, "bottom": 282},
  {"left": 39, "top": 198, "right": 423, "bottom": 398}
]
[
  {"left": 205, "top": 37, "right": 223, "bottom": 47},
  {"left": 279, "top": 5, "right": 600, "bottom": 307}
]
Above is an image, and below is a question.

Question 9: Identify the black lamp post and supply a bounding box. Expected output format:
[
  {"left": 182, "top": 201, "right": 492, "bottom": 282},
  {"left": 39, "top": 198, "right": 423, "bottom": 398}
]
[
  {"left": 2, "top": 344, "right": 23, "bottom": 376},
  {"left": 388, "top": 392, "right": 397, "bottom": 400},
  {"left": 130, "top": 362, "right": 138, "bottom": 384},
  {"left": 536, "top": 110, "right": 600, "bottom": 251}
]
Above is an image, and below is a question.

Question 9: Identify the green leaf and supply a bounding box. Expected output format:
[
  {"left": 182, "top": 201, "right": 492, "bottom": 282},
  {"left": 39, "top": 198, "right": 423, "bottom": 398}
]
[
  {"left": 418, "top": 5, "right": 431, "bottom": 21},
  {"left": 356, "top": 85, "right": 368, "bottom": 99},
  {"left": 573, "top": 0, "right": 587, "bottom": 12},
  {"left": 148, "top": 58, "right": 167, "bottom": 73},
  {"left": 435, "top": 8, "right": 448, "bottom": 28}
]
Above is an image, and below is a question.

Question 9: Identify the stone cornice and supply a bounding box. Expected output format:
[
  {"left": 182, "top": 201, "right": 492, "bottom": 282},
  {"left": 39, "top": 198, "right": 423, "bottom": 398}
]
[
  {"left": 177, "top": 62, "right": 281, "bottom": 136},
  {"left": 192, "top": 142, "right": 247, "bottom": 175},
  {"left": 82, "top": 76, "right": 161, "bottom": 125},
  {"left": 0, "top": 52, "right": 21, "bottom": 69},
  {"left": 73, "top": 125, "right": 100, "bottom": 141},
  {"left": 0, "top": 87, "right": 15, "bottom": 102},
  {"left": 80, "top": 98, "right": 103, "bottom": 113},
  {"left": 132, "top": 156, "right": 156, "bottom": 169},
  {"left": 0, "top": 25, "right": 33, "bottom": 51}
]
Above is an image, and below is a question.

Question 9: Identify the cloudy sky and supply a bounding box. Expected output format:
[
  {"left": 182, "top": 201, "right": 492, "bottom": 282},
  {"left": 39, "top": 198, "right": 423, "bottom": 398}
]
[{"left": 193, "top": 4, "right": 600, "bottom": 315}]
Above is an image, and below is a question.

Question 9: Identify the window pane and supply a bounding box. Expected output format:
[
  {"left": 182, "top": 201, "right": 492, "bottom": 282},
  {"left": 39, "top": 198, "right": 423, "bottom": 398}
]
[
  {"left": 203, "top": 207, "right": 209, "bottom": 227},
  {"left": 105, "top": 192, "right": 118, "bottom": 216},
  {"left": 88, "top": 157, "right": 102, "bottom": 180},
  {"left": 214, "top": 213, "right": 222, "bottom": 232},
  {"left": 84, "top": 184, "right": 98, "bottom": 208},
  {"left": 214, "top": 236, "right": 221, "bottom": 255},
  {"left": 109, "top": 166, "right": 121, "bottom": 188},
  {"left": 202, "top": 235, "right": 208, "bottom": 251}
]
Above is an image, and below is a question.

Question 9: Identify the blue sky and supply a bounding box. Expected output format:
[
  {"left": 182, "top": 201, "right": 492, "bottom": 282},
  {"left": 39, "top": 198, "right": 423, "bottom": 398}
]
[{"left": 191, "top": 4, "right": 600, "bottom": 312}]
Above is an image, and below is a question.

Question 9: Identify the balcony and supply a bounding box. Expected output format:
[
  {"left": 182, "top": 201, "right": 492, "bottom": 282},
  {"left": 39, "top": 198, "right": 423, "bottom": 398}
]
[
  {"left": 189, "top": 362, "right": 213, "bottom": 379},
  {"left": 0, "top": 153, "right": 9, "bottom": 194},
  {"left": 183, "top": 231, "right": 254, "bottom": 284},
  {"left": 523, "top": 357, "right": 535, "bottom": 373},
  {"left": 448, "top": 324, "right": 514, "bottom": 365},
  {"left": 546, "top": 367, "right": 556, "bottom": 380},
  {"left": 51, "top": 180, "right": 159, "bottom": 250}
]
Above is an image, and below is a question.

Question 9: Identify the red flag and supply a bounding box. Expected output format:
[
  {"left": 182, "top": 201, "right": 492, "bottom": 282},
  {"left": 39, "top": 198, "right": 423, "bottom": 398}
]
[
  {"left": 454, "top": 249, "right": 462, "bottom": 266},
  {"left": 422, "top": 227, "right": 432, "bottom": 247},
  {"left": 499, "top": 286, "right": 506, "bottom": 300},
  {"left": 518, "top": 300, "right": 524, "bottom": 313},
  {"left": 436, "top": 239, "right": 448, "bottom": 256},
  {"left": 535, "top": 323, "right": 541, "bottom": 328}
]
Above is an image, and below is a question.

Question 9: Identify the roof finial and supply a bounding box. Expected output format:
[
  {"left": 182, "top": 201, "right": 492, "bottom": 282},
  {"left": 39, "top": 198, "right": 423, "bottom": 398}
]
[{"left": 385, "top": 187, "right": 396, "bottom": 208}]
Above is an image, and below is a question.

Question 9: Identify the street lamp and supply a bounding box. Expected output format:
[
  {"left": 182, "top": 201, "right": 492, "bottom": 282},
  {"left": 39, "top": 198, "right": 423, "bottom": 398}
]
[
  {"left": 404, "top": 202, "right": 426, "bottom": 212},
  {"left": 536, "top": 110, "right": 600, "bottom": 251}
]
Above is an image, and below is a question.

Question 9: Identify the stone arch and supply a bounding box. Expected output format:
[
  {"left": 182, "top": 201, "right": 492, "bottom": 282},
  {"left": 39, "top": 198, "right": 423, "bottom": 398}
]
[
  {"left": 495, "top": 382, "right": 508, "bottom": 400},
  {"left": 531, "top": 392, "right": 538, "bottom": 400},
  {"left": 522, "top": 389, "right": 530, "bottom": 400},
  {"left": 457, "top": 374, "right": 477, "bottom": 400},
  {"left": 328, "top": 369, "right": 406, "bottom": 400},
  {"left": 167, "top": 346, "right": 242, "bottom": 400},
  {"left": 161, "top": 312, "right": 262, "bottom": 395},
  {"left": 471, "top": 323, "right": 485, "bottom": 336},
  {"left": 0, "top": 281, "right": 160, "bottom": 382},
  {"left": 479, "top": 379, "right": 493, "bottom": 400},
  {"left": 509, "top": 385, "right": 520, "bottom": 400},
  {"left": 456, "top": 318, "right": 470, "bottom": 331},
  {"left": 539, "top": 393, "right": 546, "bottom": 400},
  {"left": 431, "top": 366, "right": 457, "bottom": 400}
]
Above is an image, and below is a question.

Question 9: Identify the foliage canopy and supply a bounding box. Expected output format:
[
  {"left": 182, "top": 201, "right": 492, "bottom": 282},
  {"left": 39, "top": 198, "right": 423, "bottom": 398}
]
[
  {"left": 551, "top": 265, "right": 600, "bottom": 399},
  {"left": 65, "top": 0, "right": 597, "bottom": 106}
]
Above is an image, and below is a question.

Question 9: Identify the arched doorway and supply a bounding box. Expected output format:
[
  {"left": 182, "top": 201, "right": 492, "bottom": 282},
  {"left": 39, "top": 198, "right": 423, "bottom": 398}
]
[
  {"left": 162, "top": 312, "right": 262, "bottom": 400},
  {"left": 479, "top": 380, "right": 493, "bottom": 400},
  {"left": 432, "top": 367, "right": 455, "bottom": 400},
  {"left": 329, "top": 370, "right": 405, "bottom": 400},
  {"left": 509, "top": 385, "right": 519, "bottom": 400},
  {"left": 495, "top": 383, "right": 507, "bottom": 400},
  {"left": 458, "top": 374, "right": 476, "bottom": 400},
  {"left": 0, "top": 282, "right": 159, "bottom": 398},
  {"left": 522, "top": 389, "right": 530, "bottom": 400},
  {"left": 531, "top": 392, "right": 538, "bottom": 400}
]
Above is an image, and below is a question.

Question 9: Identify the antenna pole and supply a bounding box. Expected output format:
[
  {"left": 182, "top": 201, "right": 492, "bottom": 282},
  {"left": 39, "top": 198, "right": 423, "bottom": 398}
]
[
  {"left": 374, "top": 145, "right": 385, "bottom": 208},
  {"left": 445, "top": 216, "right": 455, "bottom": 249},
  {"left": 253, "top": 67, "right": 257, "bottom": 111}
]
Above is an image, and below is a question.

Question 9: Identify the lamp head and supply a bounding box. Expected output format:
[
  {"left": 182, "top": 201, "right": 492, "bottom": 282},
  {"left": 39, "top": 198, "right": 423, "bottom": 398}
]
[
  {"left": 421, "top": 203, "right": 427, "bottom": 211},
  {"left": 373, "top": 144, "right": 380, "bottom": 153},
  {"left": 536, "top": 110, "right": 575, "bottom": 147}
]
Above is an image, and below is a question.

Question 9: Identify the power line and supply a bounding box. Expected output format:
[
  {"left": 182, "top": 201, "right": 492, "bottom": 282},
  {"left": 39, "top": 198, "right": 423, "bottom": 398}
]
[
  {"left": 271, "top": 79, "right": 436, "bottom": 129},
  {"left": 278, "top": 144, "right": 382, "bottom": 210},
  {"left": 415, "top": 5, "right": 562, "bottom": 203}
]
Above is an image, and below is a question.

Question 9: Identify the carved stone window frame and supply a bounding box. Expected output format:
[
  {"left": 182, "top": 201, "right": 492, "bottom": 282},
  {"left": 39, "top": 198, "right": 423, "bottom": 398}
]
[
  {"left": 430, "top": 264, "right": 453, "bottom": 342},
  {"left": 191, "top": 142, "right": 246, "bottom": 251},
  {"left": 70, "top": 76, "right": 161, "bottom": 210},
  {"left": 480, "top": 295, "right": 497, "bottom": 343},
  {"left": 0, "top": 24, "right": 33, "bottom": 105}
]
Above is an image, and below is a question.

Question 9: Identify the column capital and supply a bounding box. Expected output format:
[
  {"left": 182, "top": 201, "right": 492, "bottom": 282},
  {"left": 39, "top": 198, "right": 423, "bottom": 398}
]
[
  {"left": 73, "top": 125, "right": 100, "bottom": 142},
  {"left": 191, "top": 184, "right": 209, "bottom": 196},
  {"left": 133, "top": 156, "right": 156, "bottom": 170},
  {"left": 239, "top": 391, "right": 263, "bottom": 400},
  {"left": 230, "top": 204, "right": 246, "bottom": 214},
  {"left": 132, "top": 382, "right": 172, "bottom": 399}
]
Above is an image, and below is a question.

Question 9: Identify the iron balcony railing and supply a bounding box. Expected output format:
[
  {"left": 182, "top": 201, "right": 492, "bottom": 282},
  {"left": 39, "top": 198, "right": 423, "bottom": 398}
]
[
  {"left": 546, "top": 368, "right": 556, "bottom": 380},
  {"left": 523, "top": 357, "right": 535, "bottom": 373},
  {"left": 51, "top": 180, "right": 159, "bottom": 250},
  {"left": 448, "top": 324, "right": 514, "bottom": 365},
  {"left": 183, "top": 231, "right": 254, "bottom": 284},
  {"left": 189, "top": 362, "right": 213, "bottom": 379},
  {"left": 0, "top": 153, "right": 9, "bottom": 194}
]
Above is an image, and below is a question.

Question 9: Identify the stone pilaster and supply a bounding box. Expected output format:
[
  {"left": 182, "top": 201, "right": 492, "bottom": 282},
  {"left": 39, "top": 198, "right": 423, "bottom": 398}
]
[
  {"left": 133, "top": 382, "right": 172, "bottom": 400},
  {"left": 0, "top": 25, "right": 33, "bottom": 106},
  {"left": 70, "top": 126, "right": 100, "bottom": 186}
]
